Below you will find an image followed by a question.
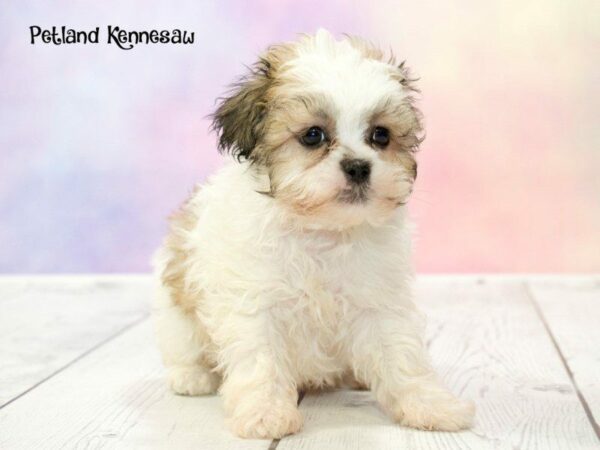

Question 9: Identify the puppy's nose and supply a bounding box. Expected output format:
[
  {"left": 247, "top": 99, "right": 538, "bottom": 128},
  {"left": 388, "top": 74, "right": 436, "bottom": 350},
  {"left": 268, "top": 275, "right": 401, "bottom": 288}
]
[{"left": 341, "top": 158, "right": 371, "bottom": 184}]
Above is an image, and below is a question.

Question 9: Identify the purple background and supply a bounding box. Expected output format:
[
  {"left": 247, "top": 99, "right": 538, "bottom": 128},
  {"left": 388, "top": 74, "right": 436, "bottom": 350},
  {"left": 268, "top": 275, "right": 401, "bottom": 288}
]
[{"left": 1, "top": 1, "right": 599, "bottom": 273}]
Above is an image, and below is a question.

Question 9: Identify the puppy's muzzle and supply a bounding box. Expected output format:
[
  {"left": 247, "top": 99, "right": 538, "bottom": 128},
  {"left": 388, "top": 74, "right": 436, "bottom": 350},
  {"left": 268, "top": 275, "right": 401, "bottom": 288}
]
[{"left": 340, "top": 158, "right": 371, "bottom": 185}]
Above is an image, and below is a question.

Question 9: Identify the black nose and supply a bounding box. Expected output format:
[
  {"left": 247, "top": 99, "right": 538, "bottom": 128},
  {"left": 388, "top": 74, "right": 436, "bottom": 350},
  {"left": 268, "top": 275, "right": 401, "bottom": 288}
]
[{"left": 341, "top": 158, "right": 371, "bottom": 184}]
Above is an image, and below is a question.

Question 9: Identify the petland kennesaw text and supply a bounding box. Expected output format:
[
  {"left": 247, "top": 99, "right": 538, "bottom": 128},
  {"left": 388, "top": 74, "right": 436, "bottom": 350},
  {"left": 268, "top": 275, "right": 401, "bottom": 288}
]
[{"left": 29, "top": 26, "right": 194, "bottom": 50}]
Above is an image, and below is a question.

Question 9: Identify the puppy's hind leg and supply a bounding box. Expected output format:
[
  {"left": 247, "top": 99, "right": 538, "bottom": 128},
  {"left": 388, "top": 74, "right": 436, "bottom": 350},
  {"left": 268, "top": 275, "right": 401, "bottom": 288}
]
[{"left": 153, "top": 287, "right": 220, "bottom": 396}]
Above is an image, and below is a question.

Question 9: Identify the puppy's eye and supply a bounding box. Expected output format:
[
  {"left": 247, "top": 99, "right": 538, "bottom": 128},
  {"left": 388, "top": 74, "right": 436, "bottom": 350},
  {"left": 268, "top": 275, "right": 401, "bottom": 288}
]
[
  {"left": 371, "top": 127, "right": 390, "bottom": 148},
  {"left": 300, "top": 126, "right": 326, "bottom": 148}
]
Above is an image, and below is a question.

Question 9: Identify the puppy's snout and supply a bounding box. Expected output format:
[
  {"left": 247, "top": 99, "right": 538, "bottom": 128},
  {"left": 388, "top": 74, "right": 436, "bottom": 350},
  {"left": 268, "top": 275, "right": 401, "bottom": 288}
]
[{"left": 341, "top": 159, "right": 371, "bottom": 185}]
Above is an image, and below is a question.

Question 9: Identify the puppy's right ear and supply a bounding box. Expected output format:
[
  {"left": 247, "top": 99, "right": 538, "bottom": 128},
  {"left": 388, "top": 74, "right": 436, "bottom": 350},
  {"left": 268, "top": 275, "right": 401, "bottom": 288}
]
[{"left": 211, "top": 58, "right": 273, "bottom": 161}]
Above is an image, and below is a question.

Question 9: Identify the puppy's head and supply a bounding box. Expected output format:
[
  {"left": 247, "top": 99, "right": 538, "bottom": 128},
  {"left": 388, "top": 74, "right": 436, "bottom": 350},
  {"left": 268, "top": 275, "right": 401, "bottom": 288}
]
[{"left": 212, "top": 29, "right": 423, "bottom": 229}]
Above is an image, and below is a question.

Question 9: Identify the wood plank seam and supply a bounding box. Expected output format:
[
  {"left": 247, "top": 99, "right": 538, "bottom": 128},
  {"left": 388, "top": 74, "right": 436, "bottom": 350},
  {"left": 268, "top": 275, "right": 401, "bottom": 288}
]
[
  {"left": 0, "top": 313, "right": 150, "bottom": 410},
  {"left": 3, "top": 277, "right": 596, "bottom": 448},
  {"left": 269, "top": 390, "right": 307, "bottom": 449},
  {"left": 525, "top": 282, "right": 600, "bottom": 441}
]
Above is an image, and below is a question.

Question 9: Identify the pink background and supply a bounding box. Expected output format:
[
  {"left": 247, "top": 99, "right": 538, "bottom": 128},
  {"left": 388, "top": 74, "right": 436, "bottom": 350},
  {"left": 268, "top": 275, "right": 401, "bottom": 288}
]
[{"left": 0, "top": 0, "right": 598, "bottom": 273}]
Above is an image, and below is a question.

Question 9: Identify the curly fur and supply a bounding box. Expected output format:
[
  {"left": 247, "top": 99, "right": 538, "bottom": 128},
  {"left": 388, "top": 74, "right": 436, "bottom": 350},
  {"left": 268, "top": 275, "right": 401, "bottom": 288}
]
[{"left": 153, "top": 29, "right": 474, "bottom": 439}]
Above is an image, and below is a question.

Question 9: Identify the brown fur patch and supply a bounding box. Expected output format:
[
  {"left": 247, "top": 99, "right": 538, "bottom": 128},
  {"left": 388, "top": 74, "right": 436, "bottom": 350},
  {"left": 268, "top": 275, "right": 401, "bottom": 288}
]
[
  {"left": 345, "top": 34, "right": 387, "bottom": 62},
  {"left": 160, "top": 187, "right": 201, "bottom": 314},
  {"left": 255, "top": 91, "right": 338, "bottom": 198},
  {"left": 211, "top": 42, "right": 299, "bottom": 162},
  {"left": 380, "top": 147, "right": 418, "bottom": 182},
  {"left": 258, "top": 92, "right": 337, "bottom": 162},
  {"left": 345, "top": 34, "right": 419, "bottom": 92},
  {"left": 367, "top": 97, "right": 423, "bottom": 181}
]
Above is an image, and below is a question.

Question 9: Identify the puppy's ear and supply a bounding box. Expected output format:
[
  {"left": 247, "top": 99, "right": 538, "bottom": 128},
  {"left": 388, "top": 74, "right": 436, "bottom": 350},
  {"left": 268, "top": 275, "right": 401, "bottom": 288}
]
[
  {"left": 397, "top": 60, "right": 420, "bottom": 92},
  {"left": 211, "top": 58, "right": 272, "bottom": 161},
  {"left": 395, "top": 61, "right": 425, "bottom": 153}
]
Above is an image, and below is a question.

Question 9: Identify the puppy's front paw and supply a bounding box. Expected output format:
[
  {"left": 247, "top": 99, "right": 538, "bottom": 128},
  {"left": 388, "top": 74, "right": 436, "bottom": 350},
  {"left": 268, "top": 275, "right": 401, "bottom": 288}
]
[
  {"left": 392, "top": 387, "right": 475, "bottom": 431},
  {"left": 167, "top": 366, "right": 220, "bottom": 396},
  {"left": 230, "top": 399, "right": 303, "bottom": 439}
]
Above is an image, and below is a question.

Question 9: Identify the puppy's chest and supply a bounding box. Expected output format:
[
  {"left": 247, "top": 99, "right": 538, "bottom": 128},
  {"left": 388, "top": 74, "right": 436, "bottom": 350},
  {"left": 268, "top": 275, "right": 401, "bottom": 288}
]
[{"left": 281, "top": 233, "right": 368, "bottom": 327}]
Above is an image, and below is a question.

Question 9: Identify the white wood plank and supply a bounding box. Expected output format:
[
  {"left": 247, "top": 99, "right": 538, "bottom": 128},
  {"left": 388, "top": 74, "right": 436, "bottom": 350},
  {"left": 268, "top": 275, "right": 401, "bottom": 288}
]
[
  {"left": 0, "top": 320, "right": 270, "bottom": 450},
  {"left": 0, "top": 276, "right": 151, "bottom": 406},
  {"left": 528, "top": 277, "right": 600, "bottom": 431},
  {"left": 278, "top": 278, "right": 599, "bottom": 450}
]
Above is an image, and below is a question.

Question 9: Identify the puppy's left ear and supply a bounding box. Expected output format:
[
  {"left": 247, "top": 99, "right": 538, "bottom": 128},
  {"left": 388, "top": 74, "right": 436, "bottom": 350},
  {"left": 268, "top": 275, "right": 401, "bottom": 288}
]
[
  {"left": 397, "top": 60, "right": 420, "bottom": 93},
  {"left": 211, "top": 58, "right": 273, "bottom": 162},
  {"left": 395, "top": 61, "right": 425, "bottom": 154}
]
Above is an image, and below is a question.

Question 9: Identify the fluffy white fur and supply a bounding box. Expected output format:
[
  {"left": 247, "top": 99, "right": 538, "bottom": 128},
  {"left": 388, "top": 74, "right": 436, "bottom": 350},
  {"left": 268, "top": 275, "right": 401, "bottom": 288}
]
[{"left": 153, "top": 30, "right": 474, "bottom": 439}]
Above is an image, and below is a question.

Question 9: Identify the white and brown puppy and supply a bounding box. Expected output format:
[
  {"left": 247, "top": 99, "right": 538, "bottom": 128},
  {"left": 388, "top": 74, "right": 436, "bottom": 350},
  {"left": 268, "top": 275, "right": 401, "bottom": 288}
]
[{"left": 153, "top": 29, "right": 474, "bottom": 439}]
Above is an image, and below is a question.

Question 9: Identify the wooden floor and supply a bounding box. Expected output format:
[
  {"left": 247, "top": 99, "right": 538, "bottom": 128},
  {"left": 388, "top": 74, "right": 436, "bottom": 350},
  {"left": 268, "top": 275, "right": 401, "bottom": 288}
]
[{"left": 0, "top": 276, "right": 598, "bottom": 449}]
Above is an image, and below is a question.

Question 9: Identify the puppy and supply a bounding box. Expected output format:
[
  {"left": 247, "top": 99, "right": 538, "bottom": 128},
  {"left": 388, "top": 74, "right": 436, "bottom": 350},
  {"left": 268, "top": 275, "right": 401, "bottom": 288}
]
[{"left": 153, "top": 29, "right": 474, "bottom": 439}]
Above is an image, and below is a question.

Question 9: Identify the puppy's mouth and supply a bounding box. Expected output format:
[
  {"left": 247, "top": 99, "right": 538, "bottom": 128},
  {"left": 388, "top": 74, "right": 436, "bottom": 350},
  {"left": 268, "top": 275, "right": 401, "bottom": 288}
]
[{"left": 337, "top": 186, "right": 369, "bottom": 204}]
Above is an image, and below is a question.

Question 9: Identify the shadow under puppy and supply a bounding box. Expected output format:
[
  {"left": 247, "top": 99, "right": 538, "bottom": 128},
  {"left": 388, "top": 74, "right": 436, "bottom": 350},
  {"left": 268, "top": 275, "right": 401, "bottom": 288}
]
[{"left": 153, "top": 29, "right": 474, "bottom": 439}]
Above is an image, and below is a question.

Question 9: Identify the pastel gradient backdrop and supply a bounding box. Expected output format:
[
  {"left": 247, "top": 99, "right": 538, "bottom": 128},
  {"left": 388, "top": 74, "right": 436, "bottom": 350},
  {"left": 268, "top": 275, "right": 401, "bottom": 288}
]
[{"left": 1, "top": 0, "right": 598, "bottom": 273}]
